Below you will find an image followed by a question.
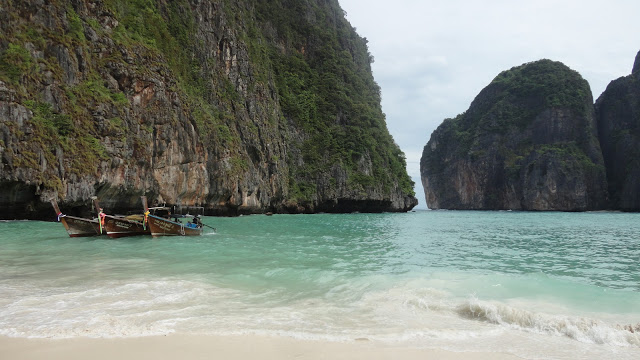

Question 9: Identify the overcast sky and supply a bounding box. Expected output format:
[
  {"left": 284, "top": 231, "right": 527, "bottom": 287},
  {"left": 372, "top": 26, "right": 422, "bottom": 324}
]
[{"left": 338, "top": 0, "right": 640, "bottom": 208}]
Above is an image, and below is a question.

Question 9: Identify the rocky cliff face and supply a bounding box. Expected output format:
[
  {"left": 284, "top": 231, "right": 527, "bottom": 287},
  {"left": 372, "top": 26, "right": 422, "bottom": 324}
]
[
  {"left": 420, "top": 60, "right": 608, "bottom": 210},
  {"left": 0, "top": 0, "right": 417, "bottom": 219},
  {"left": 595, "top": 51, "right": 640, "bottom": 211}
]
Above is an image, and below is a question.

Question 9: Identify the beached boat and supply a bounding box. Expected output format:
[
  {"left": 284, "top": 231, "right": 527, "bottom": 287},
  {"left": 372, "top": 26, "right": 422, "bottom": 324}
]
[
  {"left": 51, "top": 199, "right": 104, "bottom": 237},
  {"left": 141, "top": 196, "right": 204, "bottom": 237}
]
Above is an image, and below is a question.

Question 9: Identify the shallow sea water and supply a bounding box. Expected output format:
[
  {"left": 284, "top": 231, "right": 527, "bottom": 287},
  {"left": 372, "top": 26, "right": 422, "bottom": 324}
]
[{"left": 1, "top": 210, "right": 639, "bottom": 359}]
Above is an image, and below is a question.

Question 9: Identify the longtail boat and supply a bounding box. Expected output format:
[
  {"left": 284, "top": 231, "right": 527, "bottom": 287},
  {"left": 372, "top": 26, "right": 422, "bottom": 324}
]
[
  {"left": 102, "top": 213, "right": 151, "bottom": 238},
  {"left": 51, "top": 199, "right": 104, "bottom": 237},
  {"left": 99, "top": 198, "right": 151, "bottom": 238},
  {"left": 142, "top": 196, "right": 204, "bottom": 237}
]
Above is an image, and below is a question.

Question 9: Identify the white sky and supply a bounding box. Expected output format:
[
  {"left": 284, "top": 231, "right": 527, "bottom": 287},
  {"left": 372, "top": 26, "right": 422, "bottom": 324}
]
[{"left": 338, "top": 0, "right": 640, "bottom": 208}]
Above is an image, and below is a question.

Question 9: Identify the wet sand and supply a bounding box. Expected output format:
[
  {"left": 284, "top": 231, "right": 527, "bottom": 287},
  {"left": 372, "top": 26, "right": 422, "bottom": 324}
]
[{"left": 0, "top": 334, "right": 523, "bottom": 360}]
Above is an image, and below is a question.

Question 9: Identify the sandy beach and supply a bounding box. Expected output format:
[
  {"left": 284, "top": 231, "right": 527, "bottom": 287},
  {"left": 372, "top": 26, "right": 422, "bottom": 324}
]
[{"left": 0, "top": 335, "right": 522, "bottom": 360}]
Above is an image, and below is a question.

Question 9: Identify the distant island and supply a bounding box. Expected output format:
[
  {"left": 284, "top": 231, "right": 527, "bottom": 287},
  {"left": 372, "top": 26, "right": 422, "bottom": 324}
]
[
  {"left": 421, "top": 52, "right": 640, "bottom": 211},
  {"left": 0, "top": 0, "right": 417, "bottom": 219}
]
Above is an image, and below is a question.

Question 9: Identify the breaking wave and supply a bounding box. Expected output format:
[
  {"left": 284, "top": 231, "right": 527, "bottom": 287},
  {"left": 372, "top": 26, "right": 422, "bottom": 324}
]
[{"left": 457, "top": 297, "right": 640, "bottom": 347}]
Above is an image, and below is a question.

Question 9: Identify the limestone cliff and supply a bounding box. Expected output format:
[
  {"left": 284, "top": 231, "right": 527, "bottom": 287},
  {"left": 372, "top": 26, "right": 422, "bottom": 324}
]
[
  {"left": 633, "top": 50, "right": 640, "bottom": 75},
  {"left": 595, "top": 50, "right": 640, "bottom": 211},
  {"left": 0, "top": 0, "right": 417, "bottom": 219},
  {"left": 420, "top": 60, "right": 608, "bottom": 210}
]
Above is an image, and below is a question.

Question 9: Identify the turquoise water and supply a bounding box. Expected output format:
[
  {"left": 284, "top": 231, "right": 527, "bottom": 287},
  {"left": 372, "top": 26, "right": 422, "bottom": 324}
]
[{"left": 1, "top": 211, "right": 639, "bottom": 359}]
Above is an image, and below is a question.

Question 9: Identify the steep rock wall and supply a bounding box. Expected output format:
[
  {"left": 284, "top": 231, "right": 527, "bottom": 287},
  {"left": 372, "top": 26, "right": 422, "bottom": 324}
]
[
  {"left": 595, "top": 50, "right": 640, "bottom": 211},
  {"left": 0, "top": 0, "right": 417, "bottom": 219},
  {"left": 420, "top": 60, "right": 608, "bottom": 210}
]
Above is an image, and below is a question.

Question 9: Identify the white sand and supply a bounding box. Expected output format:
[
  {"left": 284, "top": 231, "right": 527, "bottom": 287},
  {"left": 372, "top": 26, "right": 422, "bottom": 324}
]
[{"left": 0, "top": 334, "right": 522, "bottom": 360}]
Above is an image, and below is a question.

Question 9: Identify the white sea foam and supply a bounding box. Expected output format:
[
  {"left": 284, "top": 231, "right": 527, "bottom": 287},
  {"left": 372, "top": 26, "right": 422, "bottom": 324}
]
[
  {"left": 2, "top": 272, "right": 638, "bottom": 354},
  {"left": 457, "top": 297, "right": 640, "bottom": 347},
  {"left": 0, "top": 278, "right": 233, "bottom": 338},
  {"left": 1, "top": 274, "right": 639, "bottom": 359}
]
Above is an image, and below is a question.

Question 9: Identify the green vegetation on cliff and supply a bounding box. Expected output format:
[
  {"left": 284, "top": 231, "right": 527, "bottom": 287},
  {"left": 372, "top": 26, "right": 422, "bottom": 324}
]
[
  {"left": 253, "top": 0, "right": 414, "bottom": 198},
  {"left": 0, "top": 0, "right": 416, "bottom": 217},
  {"left": 439, "top": 60, "right": 600, "bottom": 168},
  {"left": 103, "top": 0, "right": 415, "bottom": 200},
  {"left": 460, "top": 60, "right": 592, "bottom": 132},
  {"left": 421, "top": 59, "right": 607, "bottom": 210}
]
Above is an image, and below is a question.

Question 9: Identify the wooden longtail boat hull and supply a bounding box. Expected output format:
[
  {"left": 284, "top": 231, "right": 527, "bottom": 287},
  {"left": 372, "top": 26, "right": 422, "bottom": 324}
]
[
  {"left": 51, "top": 199, "right": 103, "bottom": 237},
  {"left": 61, "top": 216, "right": 102, "bottom": 237},
  {"left": 103, "top": 215, "right": 150, "bottom": 238},
  {"left": 146, "top": 214, "right": 203, "bottom": 237}
]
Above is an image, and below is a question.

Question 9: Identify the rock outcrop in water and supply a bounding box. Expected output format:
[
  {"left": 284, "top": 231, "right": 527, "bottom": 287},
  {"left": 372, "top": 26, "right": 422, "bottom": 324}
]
[
  {"left": 420, "top": 60, "right": 608, "bottom": 210},
  {"left": 595, "top": 50, "right": 640, "bottom": 211},
  {"left": 0, "top": 0, "right": 417, "bottom": 219}
]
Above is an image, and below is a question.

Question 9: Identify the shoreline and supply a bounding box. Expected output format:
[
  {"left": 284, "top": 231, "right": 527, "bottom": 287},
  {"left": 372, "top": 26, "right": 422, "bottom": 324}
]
[{"left": 0, "top": 334, "right": 522, "bottom": 360}]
